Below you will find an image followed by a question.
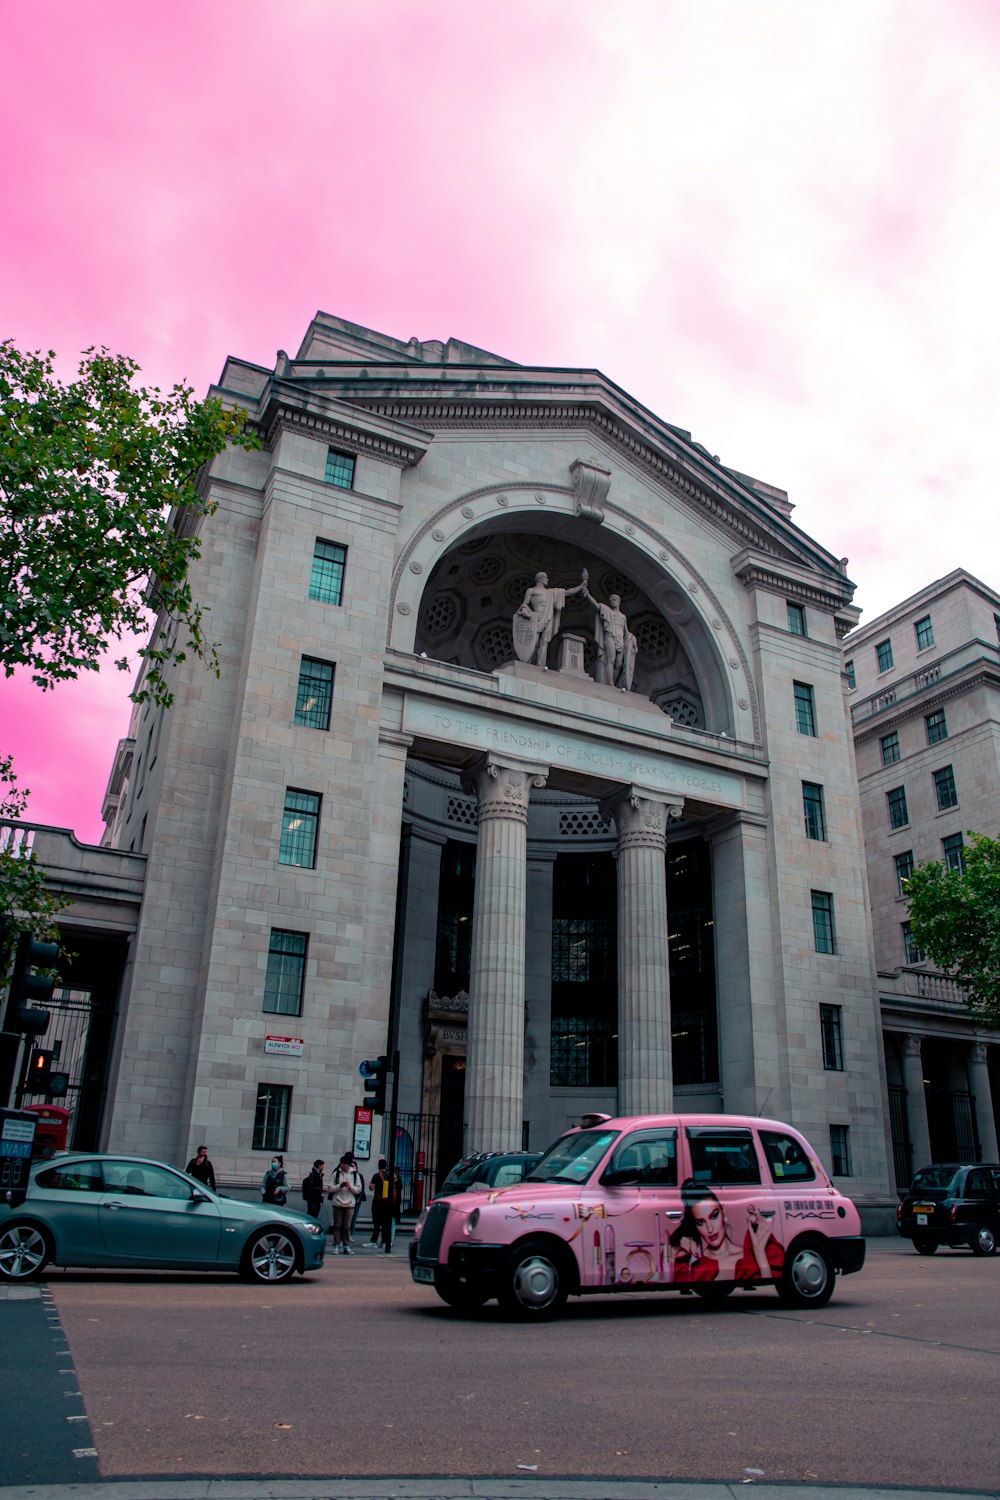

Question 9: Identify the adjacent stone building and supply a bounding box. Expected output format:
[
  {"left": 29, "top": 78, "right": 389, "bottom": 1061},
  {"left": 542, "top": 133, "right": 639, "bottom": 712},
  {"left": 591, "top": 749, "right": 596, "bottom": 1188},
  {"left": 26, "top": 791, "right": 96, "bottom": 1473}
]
[{"left": 845, "top": 571, "right": 1000, "bottom": 1184}]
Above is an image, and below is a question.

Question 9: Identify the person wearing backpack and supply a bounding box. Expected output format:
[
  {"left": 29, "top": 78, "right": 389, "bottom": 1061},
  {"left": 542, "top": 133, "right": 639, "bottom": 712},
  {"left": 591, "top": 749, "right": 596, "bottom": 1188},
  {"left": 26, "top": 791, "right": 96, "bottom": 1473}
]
[
  {"left": 302, "top": 1160, "right": 325, "bottom": 1219},
  {"left": 327, "top": 1151, "right": 362, "bottom": 1253},
  {"left": 261, "top": 1155, "right": 289, "bottom": 1206}
]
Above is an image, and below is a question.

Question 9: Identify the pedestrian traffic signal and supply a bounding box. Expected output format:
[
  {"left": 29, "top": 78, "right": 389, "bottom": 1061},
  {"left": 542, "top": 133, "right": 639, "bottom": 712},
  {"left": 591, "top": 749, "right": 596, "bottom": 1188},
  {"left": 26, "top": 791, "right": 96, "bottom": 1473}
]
[
  {"left": 361, "top": 1055, "right": 388, "bottom": 1115},
  {"left": 9, "top": 933, "right": 58, "bottom": 1038},
  {"left": 26, "top": 1048, "right": 68, "bottom": 1098}
]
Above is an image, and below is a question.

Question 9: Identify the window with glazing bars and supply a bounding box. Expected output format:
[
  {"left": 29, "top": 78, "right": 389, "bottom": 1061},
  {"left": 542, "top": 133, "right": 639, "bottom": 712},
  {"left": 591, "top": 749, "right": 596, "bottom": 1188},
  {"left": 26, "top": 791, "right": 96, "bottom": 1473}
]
[
  {"left": 252, "top": 1083, "right": 291, "bottom": 1152},
  {"left": 894, "top": 850, "right": 914, "bottom": 896},
  {"left": 902, "top": 921, "right": 925, "bottom": 964},
  {"left": 942, "top": 832, "right": 965, "bottom": 873},
  {"left": 914, "top": 615, "right": 934, "bottom": 650},
  {"left": 324, "top": 448, "right": 356, "bottom": 489},
  {"left": 294, "top": 657, "right": 335, "bottom": 729},
  {"left": 802, "top": 782, "right": 827, "bottom": 841},
  {"left": 279, "top": 789, "right": 321, "bottom": 867},
  {"left": 309, "top": 540, "right": 347, "bottom": 605},
  {"left": 820, "top": 1003, "right": 844, "bottom": 1070},
  {"left": 925, "top": 709, "right": 947, "bottom": 745},
  {"left": 876, "top": 638, "right": 894, "bottom": 672},
  {"left": 793, "top": 681, "right": 816, "bottom": 736},
  {"left": 933, "top": 765, "right": 958, "bottom": 810},
  {"left": 830, "top": 1124, "right": 852, "bottom": 1175},
  {"left": 811, "top": 891, "right": 836, "bottom": 954},
  {"left": 263, "top": 930, "right": 308, "bottom": 1015},
  {"left": 880, "top": 731, "right": 900, "bottom": 766},
  {"left": 887, "top": 786, "right": 908, "bottom": 829},
  {"left": 787, "top": 603, "right": 806, "bottom": 636},
  {"left": 844, "top": 659, "right": 856, "bottom": 690}
]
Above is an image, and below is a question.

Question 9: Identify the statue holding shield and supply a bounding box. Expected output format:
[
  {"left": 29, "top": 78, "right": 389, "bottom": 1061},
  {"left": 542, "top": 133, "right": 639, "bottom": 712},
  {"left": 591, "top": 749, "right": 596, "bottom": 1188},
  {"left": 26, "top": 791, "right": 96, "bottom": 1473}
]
[{"left": 513, "top": 569, "right": 589, "bottom": 668}]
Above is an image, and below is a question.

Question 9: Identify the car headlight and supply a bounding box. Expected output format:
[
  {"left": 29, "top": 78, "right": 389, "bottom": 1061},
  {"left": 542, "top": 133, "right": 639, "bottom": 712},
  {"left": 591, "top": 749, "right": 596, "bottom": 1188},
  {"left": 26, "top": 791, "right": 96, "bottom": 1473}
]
[
  {"left": 467, "top": 1208, "right": 480, "bottom": 1232},
  {"left": 302, "top": 1221, "right": 324, "bottom": 1235}
]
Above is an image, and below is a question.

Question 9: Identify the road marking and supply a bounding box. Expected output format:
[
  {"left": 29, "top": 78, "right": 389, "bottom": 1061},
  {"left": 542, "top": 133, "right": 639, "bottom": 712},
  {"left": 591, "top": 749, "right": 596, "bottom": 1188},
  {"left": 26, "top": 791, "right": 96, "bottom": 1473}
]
[{"left": 73, "top": 1448, "right": 98, "bottom": 1459}]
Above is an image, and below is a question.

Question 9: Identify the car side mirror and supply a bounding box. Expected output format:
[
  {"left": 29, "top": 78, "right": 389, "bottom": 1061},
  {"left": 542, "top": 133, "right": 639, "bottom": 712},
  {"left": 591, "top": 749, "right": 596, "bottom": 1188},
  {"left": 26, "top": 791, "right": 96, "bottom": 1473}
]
[{"left": 190, "top": 1188, "right": 211, "bottom": 1204}]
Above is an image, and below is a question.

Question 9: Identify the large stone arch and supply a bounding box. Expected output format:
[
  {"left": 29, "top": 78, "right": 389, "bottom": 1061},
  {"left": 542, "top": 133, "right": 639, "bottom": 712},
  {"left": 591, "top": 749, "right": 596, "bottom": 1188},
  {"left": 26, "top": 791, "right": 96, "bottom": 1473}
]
[{"left": 388, "top": 481, "right": 758, "bottom": 741}]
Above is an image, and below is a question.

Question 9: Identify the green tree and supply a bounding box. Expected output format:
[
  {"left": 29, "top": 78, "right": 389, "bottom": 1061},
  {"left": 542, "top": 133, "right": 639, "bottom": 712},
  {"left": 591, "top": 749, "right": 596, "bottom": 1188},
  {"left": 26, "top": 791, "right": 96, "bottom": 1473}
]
[
  {"left": 1, "top": 339, "right": 258, "bottom": 708},
  {"left": 0, "top": 756, "right": 67, "bottom": 983},
  {"left": 906, "top": 831, "right": 1000, "bottom": 1027}
]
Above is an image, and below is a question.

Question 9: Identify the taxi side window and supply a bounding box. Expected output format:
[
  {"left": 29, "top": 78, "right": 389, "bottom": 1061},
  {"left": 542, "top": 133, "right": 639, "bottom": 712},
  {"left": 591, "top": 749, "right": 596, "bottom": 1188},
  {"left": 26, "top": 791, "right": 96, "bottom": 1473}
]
[
  {"left": 492, "top": 1164, "right": 524, "bottom": 1188},
  {"left": 760, "top": 1130, "right": 816, "bottom": 1184},
  {"left": 35, "top": 1161, "right": 104, "bottom": 1192},
  {"left": 686, "top": 1129, "right": 761, "bottom": 1185},
  {"left": 965, "top": 1171, "right": 989, "bottom": 1199},
  {"left": 606, "top": 1130, "right": 677, "bottom": 1186}
]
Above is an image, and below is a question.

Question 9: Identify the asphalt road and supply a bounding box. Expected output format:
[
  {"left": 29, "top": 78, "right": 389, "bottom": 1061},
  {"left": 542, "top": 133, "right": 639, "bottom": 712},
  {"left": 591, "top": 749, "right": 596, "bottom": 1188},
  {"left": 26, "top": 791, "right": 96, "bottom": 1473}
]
[{"left": 27, "top": 1238, "right": 1000, "bottom": 1489}]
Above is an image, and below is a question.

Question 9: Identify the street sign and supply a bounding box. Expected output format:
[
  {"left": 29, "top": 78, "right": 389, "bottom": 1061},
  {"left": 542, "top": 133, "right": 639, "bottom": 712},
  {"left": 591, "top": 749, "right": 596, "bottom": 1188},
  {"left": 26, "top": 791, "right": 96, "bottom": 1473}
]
[{"left": 264, "top": 1036, "right": 304, "bottom": 1056}]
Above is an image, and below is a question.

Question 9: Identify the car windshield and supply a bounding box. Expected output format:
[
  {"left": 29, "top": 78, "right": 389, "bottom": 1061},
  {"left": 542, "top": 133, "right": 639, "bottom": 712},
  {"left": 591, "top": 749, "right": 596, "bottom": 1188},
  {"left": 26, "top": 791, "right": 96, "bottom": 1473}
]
[
  {"left": 524, "top": 1129, "right": 619, "bottom": 1184},
  {"left": 910, "top": 1166, "right": 961, "bottom": 1193}
]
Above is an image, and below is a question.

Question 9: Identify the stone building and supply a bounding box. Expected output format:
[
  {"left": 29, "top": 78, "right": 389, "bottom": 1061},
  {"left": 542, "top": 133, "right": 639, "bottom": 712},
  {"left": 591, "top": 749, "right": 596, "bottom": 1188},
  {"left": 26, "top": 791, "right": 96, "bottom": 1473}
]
[
  {"left": 845, "top": 571, "right": 1000, "bottom": 1184},
  {"left": 19, "top": 315, "right": 897, "bottom": 1215}
]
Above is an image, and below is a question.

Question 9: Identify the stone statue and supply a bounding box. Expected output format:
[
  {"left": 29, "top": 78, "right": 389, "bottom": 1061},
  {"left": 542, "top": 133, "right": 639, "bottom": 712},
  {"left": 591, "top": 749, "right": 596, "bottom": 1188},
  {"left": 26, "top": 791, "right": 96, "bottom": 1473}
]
[
  {"left": 513, "top": 570, "right": 588, "bottom": 668},
  {"left": 582, "top": 583, "right": 638, "bottom": 691}
]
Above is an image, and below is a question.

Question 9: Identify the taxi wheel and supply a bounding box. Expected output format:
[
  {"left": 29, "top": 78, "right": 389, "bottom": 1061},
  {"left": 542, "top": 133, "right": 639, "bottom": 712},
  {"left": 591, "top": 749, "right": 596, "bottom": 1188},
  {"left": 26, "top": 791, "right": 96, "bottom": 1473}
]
[
  {"left": 970, "top": 1225, "right": 996, "bottom": 1256},
  {"left": 499, "top": 1239, "right": 569, "bottom": 1321},
  {"left": 242, "top": 1228, "right": 299, "bottom": 1283},
  {"left": 912, "top": 1236, "right": 938, "bottom": 1255},
  {"left": 778, "top": 1239, "right": 834, "bottom": 1309},
  {"left": 0, "top": 1221, "right": 51, "bottom": 1281},
  {"left": 434, "top": 1268, "right": 489, "bottom": 1310}
]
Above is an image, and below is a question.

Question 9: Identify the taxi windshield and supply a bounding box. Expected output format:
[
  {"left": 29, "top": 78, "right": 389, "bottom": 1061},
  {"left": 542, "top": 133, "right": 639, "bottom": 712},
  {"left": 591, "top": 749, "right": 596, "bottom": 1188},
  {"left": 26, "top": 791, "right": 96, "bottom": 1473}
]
[{"left": 524, "top": 1129, "right": 619, "bottom": 1184}]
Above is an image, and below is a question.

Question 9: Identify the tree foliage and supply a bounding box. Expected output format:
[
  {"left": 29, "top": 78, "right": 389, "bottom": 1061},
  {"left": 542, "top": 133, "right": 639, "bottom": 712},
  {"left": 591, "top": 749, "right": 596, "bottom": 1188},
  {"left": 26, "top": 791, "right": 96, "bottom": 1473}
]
[
  {"left": 0, "top": 339, "right": 258, "bottom": 708},
  {"left": 906, "top": 831, "right": 1000, "bottom": 1027},
  {"left": 0, "top": 756, "right": 68, "bottom": 983}
]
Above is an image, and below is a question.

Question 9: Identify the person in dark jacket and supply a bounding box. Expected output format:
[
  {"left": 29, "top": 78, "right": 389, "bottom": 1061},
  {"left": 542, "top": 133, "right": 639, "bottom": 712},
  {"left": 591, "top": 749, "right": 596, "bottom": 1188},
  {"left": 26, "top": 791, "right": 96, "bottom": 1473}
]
[
  {"left": 303, "top": 1160, "right": 325, "bottom": 1219},
  {"left": 185, "top": 1145, "right": 216, "bottom": 1191},
  {"left": 261, "top": 1155, "right": 289, "bottom": 1205}
]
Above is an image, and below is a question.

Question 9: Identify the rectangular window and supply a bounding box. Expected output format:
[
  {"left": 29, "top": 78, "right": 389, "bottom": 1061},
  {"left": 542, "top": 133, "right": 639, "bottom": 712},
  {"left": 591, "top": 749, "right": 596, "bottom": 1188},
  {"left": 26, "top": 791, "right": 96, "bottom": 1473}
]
[
  {"left": 294, "top": 656, "right": 335, "bottom": 730},
  {"left": 263, "top": 929, "right": 308, "bottom": 1016},
  {"left": 876, "top": 638, "right": 894, "bottom": 672},
  {"left": 324, "top": 448, "right": 356, "bottom": 489},
  {"left": 787, "top": 602, "right": 806, "bottom": 637},
  {"left": 995, "top": 612, "right": 1000, "bottom": 645},
  {"left": 830, "top": 1124, "right": 852, "bottom": 1176},
  {"left": 308, "top": 539, "right": 347, "bottom": 606},
  {"left": 811, "top": 891, "right": 836, "bottom": 954},
  {"left": 914, "top": 615, "right": 934, "bottom": 651},
  {"left": 252, "top": 1083, "right": 291, "bottom": 1152},
  {"left": 942, "top": 832, "right": 965, "bottom": 873},
  {"left": 793, "top": 681, "right": 816, "bottom": 736},
  {"left": 820, "top": 1004, "right": 844, "bottom": 1070},
  {"left": 894, "top": 850, "right": 914, "bottom": 897},
  {"left": 844, "top": 658, "right": 856, "bottom": 690},
  {"left": 880, "top": 731, "right": 900, "bottom": 766},
  {"left": 802, "top": 781, "right": 827, "bottom": 841},
  {"left": 933, "top": 764, "right": 958, "bottom": 811},
  {"left": 686, "top": 1128, "right": 761, "bottom": 1185},
  {"left": 925, "top": 709, "right": 948, "bottom": 745},
  {"left": 902, "top": 921, "right": 926, "bottom": 964},
  {"left": 887, "top": 785, "right": 909, "bottom": 830},
  {"left": 279, "top": 789, "right": 321, "bottom": 868}
]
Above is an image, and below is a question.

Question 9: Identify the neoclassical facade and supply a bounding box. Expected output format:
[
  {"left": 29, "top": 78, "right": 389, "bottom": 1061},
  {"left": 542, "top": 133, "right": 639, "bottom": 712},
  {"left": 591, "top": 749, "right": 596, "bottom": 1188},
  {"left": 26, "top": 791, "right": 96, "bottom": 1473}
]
[{"left": 70, "top": 315, "right": 896, "bottom": 1212}]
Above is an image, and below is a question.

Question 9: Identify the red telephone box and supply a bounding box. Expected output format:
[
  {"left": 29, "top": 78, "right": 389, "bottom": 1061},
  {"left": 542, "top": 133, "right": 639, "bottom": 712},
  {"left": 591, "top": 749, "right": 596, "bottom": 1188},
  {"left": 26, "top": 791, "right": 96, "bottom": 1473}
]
[{"left": 23, "top": 1104, "right": 71, "bottom": 1157}]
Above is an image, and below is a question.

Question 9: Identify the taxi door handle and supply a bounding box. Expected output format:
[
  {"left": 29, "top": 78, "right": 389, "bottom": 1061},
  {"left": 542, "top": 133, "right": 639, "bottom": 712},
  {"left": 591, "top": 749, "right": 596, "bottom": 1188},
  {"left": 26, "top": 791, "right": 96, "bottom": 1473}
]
[{"left": 664, "top": 1210, "right": 682, "bottom": 1219}]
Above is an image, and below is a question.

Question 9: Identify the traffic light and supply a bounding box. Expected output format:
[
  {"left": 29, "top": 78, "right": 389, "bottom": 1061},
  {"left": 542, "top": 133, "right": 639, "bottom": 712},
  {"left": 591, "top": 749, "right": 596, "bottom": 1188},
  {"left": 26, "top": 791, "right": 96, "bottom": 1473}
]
[
  {"left": 361, "top": 1055, "right": 388, "bottom": 1115},
  {"left": 26, "top": 1048, "right": 69, "bottom": 1098},
  {"left": 9, "top": 933, "right": 58, "bottom": 1038}
]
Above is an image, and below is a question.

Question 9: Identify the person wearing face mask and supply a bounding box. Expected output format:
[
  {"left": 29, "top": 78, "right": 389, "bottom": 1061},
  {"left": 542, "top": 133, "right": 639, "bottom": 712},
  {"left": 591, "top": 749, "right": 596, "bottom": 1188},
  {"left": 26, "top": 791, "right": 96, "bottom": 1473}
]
[{"left": 261, "top": 1154, "right": 289, "bottom": 1206}]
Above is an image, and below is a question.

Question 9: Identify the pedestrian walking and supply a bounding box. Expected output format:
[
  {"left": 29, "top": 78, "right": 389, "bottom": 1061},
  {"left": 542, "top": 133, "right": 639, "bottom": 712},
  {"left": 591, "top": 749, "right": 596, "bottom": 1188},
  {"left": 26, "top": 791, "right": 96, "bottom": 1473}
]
[
  {"left": 302, "top": 1159, "right": 325, "bottom": 1219},
  {"left": 184, "top": 1144, "right": 217, "bottom": 1190},
  {"left": 261, "top": 1154, "right": 289, "bottom": 1205},
  {"left": 328, "top": 1151, "right": 362, "bottom": 1253}
]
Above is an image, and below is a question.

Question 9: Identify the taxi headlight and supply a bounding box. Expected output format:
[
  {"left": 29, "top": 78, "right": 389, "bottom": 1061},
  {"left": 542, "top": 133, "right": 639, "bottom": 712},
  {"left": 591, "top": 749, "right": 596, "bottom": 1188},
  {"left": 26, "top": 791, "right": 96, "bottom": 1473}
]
[{"left": 467, "top": 1208, "right": 480, "bottom": 1232}]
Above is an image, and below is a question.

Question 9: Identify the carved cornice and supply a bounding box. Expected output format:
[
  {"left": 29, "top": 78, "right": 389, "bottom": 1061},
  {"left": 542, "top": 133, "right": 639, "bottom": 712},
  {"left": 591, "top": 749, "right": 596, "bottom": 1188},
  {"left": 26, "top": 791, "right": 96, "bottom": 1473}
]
[
  {"left": 733, "top": 556, "right": 854, "bottom": 616},
  {"left": 264, "top": 403, "right": 427, "bottom": 469}
]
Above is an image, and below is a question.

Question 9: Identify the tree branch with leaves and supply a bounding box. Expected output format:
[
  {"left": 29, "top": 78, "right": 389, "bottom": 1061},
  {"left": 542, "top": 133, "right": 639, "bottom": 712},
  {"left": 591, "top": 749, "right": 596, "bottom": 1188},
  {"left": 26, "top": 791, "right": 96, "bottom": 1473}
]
[{"left": 905, "top": 831, "right": 1000, "bottom": 1027}]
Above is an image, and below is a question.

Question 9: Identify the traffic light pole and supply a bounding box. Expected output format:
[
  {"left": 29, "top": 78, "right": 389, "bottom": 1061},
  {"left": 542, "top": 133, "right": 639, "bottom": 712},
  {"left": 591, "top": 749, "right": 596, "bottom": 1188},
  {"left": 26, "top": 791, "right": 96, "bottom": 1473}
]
[{"left": 385, "top": 1047, "right": 400, "bottom": 1256}]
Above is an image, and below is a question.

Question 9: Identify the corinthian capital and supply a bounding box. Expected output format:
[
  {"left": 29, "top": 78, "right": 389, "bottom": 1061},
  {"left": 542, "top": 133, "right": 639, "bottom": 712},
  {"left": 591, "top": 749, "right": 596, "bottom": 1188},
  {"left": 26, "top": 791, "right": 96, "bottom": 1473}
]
[
  {"left": 461, "top": 753, "right": 548, "bottom": 825},
  {"left": 600, "top": 787, "right": 684, "bottom": 850}
]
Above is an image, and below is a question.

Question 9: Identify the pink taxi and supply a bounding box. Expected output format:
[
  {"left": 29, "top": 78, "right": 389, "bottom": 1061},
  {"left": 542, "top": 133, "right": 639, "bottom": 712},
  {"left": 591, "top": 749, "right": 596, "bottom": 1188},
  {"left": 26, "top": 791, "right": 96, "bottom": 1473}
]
[{"left": 409, "top": 1113, "right": 865, "bottom": 1319}]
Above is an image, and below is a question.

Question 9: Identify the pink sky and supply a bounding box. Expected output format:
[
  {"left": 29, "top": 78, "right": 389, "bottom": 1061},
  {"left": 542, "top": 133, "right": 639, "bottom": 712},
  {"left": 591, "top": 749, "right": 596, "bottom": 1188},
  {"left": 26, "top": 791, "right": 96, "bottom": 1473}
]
[{"left": 3, "top": 0, "right": 1000, "bottom": 843}]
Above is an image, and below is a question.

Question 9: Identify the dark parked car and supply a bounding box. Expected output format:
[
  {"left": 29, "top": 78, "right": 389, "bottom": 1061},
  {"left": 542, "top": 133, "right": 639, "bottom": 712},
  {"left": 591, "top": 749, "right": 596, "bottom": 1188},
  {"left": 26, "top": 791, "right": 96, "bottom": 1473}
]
[
  {"left": 437, "top": 1151, "right": 542, "bottom": 1198},
  {"left": 0, "top": 1153, "right": 327, "bottom": 1283},
  {"left": 897, "top": 1163, "right": 1000, "bottom": 1255}
]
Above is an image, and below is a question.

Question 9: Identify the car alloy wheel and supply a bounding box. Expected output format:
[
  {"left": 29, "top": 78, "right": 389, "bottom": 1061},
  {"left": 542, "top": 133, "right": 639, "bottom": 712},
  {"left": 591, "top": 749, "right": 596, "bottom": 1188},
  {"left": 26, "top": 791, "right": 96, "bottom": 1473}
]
[
  {"left": 0, "top": 1222, "right": 50, "bottom": 1281},
  {"left": 500, "top": 1238, "right": 568, "bottom": 1320},
  {"left": 778, "top": 1240, "right": 834, "bottom": 1308},
  {"left": 970, "top": 1225, "right": 997, "bottom": 1257},
  {"left": 245, "top": 1229, "right": 298, "bottom": 1282}
]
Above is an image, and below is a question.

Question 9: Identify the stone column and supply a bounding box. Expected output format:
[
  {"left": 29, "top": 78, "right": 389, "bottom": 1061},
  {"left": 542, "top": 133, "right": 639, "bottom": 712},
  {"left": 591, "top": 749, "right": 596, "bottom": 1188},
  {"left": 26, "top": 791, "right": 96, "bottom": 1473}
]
[
  {"left": 462, "top": 754, "right": 548, "bottom": 1152},
  {"left": 601, "top": 787, "right": 684, "bottom": 1115},
  {"left": 902, "top": 1033, "right": 932, "bottom": 1171},
  {"left": 969, "top": 1042, "right": 999, "bottom": 1162}
]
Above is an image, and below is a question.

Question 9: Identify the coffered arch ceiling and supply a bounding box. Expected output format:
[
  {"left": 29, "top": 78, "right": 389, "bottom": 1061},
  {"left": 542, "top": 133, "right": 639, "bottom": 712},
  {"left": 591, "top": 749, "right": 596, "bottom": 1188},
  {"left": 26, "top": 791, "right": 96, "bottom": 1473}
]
[{"left": 412, "top": 517, "right": 733, "bottom": 733}]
